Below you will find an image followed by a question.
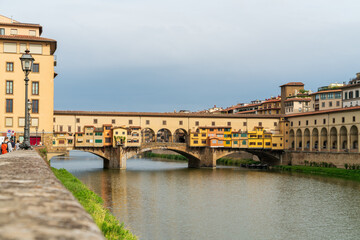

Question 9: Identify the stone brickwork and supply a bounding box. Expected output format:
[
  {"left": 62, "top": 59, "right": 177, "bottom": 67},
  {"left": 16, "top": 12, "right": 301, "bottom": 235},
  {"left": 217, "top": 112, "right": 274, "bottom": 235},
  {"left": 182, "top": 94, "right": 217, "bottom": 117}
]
[
  {"left": 0, "top": 150, "right": 104, "bottom": 240},
  {"left": 283, "top": 151, "right": 360, "bottom": 168}
]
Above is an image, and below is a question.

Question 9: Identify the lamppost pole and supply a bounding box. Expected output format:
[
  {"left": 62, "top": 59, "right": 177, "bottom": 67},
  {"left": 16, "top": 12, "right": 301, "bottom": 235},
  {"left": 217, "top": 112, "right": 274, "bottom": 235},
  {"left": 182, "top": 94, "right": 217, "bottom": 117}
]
[{"left": 20, "top": 50, "right": 34, "bottom": 149}]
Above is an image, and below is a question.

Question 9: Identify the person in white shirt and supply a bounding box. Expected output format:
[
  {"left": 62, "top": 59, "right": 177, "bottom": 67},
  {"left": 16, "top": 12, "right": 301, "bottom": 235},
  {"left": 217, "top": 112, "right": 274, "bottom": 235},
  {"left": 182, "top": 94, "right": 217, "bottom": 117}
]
[{"left": 7, "top": 140, "right": 12, "bottom": 152}]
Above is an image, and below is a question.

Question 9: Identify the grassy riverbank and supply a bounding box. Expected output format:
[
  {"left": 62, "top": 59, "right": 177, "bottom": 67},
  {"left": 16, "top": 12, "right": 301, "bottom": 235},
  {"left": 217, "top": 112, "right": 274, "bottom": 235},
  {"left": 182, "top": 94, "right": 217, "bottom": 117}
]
[
  {"left": 273, "top": 165, "right": 360, "bottom": 182},
  {"left": 216, "top": 158, "right": 259, "bottom": 166},
  {"left": 144, "top": 152, "right": 188, "bottom": 161},
  {"left": 52, "top": 168, "right": 137, "bottom": 240}
]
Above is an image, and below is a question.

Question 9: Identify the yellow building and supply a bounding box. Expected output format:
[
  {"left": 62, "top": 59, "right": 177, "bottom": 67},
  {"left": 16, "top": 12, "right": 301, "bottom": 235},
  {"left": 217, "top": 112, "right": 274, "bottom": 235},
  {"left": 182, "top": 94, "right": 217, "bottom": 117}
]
[
  {"left": 271, "top": 134, "right": 284, "bottom": 150},
  {"left": 263, "top": 132, "right": 272, "bottom": 149},
  {"left": 248, "top": 127, "right": 265, "bottom": 149},
  {"left": 112, "top": 126, "right": 127, "bottom": 147},
  {"left": 0, "top": 15, "right": 57, "bottom": 145},
  {"left": 52, "top": 132, "right": 73, "bottom": 148},
  {"left": 223, "top": 127, "right": 232, "bottom": 147},
  {"left": 239, "top": 132, "right": 248, "bottom": 148},
  {"left": 189, "top": 128, "right": 208, "bottom": 147}
]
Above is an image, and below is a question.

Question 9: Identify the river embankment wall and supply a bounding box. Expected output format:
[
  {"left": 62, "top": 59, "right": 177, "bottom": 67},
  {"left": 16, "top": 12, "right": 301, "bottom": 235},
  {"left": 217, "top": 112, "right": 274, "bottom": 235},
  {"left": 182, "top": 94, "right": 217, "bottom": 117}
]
[
  {"left": 282, "top": 151, "right": 360, "bottom": 168},
  {"left": 0, "top": 150, "right": 104, "bottom": 240}
]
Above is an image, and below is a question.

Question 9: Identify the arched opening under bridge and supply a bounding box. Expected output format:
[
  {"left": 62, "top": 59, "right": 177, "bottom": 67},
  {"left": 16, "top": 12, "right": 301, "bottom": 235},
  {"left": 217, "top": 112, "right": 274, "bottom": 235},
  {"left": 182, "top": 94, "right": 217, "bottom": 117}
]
[
  {"left": 142, "top": 128, "right": 155, "bottom": 143},
  {"left": 350, "top": 125, "right": 358, "bottom": 151},
  {"left": 173, "top": 129, "right": 187, "bottom": 143},
  {"left": 157, "top": 129, "right": 172, "bottom": 143}
]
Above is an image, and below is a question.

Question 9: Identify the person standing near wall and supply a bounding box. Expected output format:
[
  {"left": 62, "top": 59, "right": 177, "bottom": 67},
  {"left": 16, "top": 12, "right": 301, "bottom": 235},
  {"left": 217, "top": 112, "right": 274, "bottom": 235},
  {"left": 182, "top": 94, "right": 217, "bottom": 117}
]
[{"left": 1, "top": 142, "right": 7, "bottom": 154}]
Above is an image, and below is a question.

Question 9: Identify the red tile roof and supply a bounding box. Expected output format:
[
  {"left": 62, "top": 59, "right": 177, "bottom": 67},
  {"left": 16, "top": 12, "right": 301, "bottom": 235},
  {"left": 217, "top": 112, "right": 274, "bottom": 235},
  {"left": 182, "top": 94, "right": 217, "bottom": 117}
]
[
  {"left": 285, "top": 98, "right": 311, "bottom": 102},
  {"left": 280, "top": 82, "right": 304, "bottom": 87},
  {"left": 310, "top": 89, "right": 342, "bottom": 95},
  {"left": 0, "top": 34, "right": 55, "bottom": 42},
  {"left": 286, "top": 106, "right": 360, "bottom": 117}
]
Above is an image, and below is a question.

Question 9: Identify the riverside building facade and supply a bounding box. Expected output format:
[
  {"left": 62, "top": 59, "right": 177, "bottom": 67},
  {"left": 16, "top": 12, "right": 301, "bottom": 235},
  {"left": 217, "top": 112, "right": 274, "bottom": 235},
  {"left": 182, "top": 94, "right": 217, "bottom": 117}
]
[{"left": 0, "top": 15, "right": 57, "bottom": 144}]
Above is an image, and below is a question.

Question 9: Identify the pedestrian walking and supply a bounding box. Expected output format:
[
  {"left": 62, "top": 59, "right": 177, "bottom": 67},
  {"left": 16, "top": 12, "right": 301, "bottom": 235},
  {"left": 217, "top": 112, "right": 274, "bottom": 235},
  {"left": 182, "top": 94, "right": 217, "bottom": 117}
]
[
  {"left": 7, "top": 140, "right": 12, "bottom": 152},
  {"left": 11, "top": 140, "right": 15, "bottom": 150},
  {"left": 15, "top": 141, "right": 20, "bottom": 151},
  {"left": 1, "top": 142, "right": 7, "bottom": 154}
]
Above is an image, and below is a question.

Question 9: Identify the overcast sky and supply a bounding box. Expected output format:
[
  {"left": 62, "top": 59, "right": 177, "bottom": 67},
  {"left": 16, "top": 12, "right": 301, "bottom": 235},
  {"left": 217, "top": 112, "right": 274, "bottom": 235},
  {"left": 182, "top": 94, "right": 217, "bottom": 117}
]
[{"left": 2, "top": 0, "right": 360, "bottom": 112}]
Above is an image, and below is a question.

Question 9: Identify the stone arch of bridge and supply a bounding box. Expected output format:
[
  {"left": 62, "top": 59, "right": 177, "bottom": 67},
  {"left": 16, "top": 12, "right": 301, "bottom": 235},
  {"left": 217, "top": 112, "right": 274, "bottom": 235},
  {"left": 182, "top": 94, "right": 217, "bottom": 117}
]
[
  {"left": 156, "top": 128, "right": 172, "bottom": 143},
  {"left": 209, "top": 149, "right": 282, "bottom": 166},
  {"left": 141, "top": 128, "right": 156, "bottom": 143}
]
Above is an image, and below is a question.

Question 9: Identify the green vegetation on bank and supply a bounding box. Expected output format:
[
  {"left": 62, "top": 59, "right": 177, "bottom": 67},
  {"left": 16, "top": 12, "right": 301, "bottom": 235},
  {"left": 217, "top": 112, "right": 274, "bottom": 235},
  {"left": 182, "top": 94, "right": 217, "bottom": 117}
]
[
  {"left": 144, "top": 152, "right": 188, "bottom": 161},
  {"left": 51, "top": 168, "right": 137, "bottom": 240},
  {"left": 273, "top": 165, "right": 360, "bottom": 182},
  {"left": 216, "top": 158, "right": 259, "bottom": 166}
]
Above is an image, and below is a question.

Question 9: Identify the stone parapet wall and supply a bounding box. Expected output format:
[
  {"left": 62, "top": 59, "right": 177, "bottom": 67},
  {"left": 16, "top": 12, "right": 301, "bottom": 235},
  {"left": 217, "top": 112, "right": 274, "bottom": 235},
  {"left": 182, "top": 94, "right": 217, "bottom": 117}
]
[
  {"left": 0, "top": 150, "right": 104, "bottom": 240},
  {"left": 283, "top": 151, "right": 360, "bottom": 168}
]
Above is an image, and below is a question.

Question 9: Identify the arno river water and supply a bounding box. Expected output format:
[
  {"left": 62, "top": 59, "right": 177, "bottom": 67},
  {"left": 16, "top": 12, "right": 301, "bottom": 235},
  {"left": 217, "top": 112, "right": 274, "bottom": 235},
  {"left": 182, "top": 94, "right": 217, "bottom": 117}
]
[{"left": 51, "top": 151, "right": 360, "bottom": 240}]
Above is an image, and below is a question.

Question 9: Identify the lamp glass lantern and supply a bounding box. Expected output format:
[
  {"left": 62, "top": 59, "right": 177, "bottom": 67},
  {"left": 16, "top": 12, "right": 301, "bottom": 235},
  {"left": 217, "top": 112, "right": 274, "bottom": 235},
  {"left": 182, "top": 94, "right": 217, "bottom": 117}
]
[{"left": 20, "top": 50, "right": 34, "bottom": 73}]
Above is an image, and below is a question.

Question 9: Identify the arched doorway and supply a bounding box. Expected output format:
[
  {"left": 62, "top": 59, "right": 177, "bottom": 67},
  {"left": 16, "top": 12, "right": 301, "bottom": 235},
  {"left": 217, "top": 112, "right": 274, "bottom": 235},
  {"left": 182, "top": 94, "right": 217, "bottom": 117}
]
[
  {"left": 340, "top": 126, "right": 348, "bottom": 150},
  {"left": 289, "top": 129, "right": 295, "bottom": 149},
  {"left": 304, "top": 128, "right": 310, "bottom": 150},
  {"left": 320, "top": 128, "right": 328, "bottom": 150},
  {"left": 350, "top": 125, "right": 358, "bottom": 151},
  {"left": 296, "top": 129, "right": 302, "bottom": 150},
  {"left": 157, "top": 129, "right": 172, "bottom": 142},
  {"left": 330, "top": 127, "right": 337, "bottom": 151},
  {"left": 312, "top": 128, "right": 319, "bottom": 150},
  {"left": 173, "top": 129, "right": 187, "bottom": 143},
  {"left": 142, "top": 128, "right": 155, "bottom": 143}
]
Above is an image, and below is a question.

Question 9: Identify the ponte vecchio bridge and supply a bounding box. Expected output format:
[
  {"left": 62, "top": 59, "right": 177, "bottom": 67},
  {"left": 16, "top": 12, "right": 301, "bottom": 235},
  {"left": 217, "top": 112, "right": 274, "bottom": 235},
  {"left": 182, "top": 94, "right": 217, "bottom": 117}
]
[{"left": 49, "top": 110, "right": 286, "bottom": 169}]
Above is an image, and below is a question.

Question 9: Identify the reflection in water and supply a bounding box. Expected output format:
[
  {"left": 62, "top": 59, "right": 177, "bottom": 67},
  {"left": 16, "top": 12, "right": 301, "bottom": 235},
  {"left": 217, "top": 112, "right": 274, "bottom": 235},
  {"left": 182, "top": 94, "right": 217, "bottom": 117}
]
[{"left": 51, "top": 151, "right": 360, "bottom": 240}]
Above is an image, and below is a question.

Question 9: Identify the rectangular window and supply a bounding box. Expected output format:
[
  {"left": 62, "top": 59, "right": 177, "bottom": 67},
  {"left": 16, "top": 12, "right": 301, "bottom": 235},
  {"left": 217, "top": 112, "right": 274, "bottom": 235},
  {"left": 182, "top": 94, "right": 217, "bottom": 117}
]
[
  {"left": 195, "top": 121, "right": 199, "bottom": 126},
  {"left": 6, "top": 81, "right": 13, "bottom": 94},
  {"left": 94, "top": 119, "right": 98, "bottom": 124},
  {"left": 335, "top": 92, "right": 341, "bottom": 99},
  {"left": 274, "top": 122, "right": 277, "bottom": 126},
  {"left": 356, "top": 90, "right": 359, "bottom": 98},
  {"left": 95, "top": 139, "right": 102, "bottom": 143},
  {"left": 60, "top": 126, "right": 63, "bottom": 132},
  {"left": 146, "top": 120, "right": 150, "bottom": 125},
  {"left": 259, "top": 122, "right": 262, "bottom": 127},
  {"left": 314, "top": 120, "right": 317, "bottom": 125},
  {"left": 5, "top": 117, "right": 13, "bottom": 127},
  {"left": 6, "top": 62, "right": 14, "bottom": 72},
  {"left": 0, "top": 28, "right": 4, "bottom": 35},
  {"left": 20, "top": 43, "right": 27, "bottom": 53},
  {"left": 6, "top": 99, "right": 13, "bottom": 113},
  {"left": 29, "top": 44, "right": 42, "bottom": 54},
  {"left": 78, "top": 126, "right": 81, "bottom": 132},
  {"left": 328, "top": 93, "right": 334, "bottom": 99},
  {"left": 76, "top": 118, "right": 80, "bottom": 123},
  {"left": 234, "top": 141, "right": 238, "bottom": 144},
  {"left": 32, "top": 100, "right": 39, "bottom": 113},
  {"left": 321, "top": 102, "right": 325, "bottom": 108},
  {"left": 243, "top": 122, "right": 247, "bottom": 126},
  {"left": 227, "top": 122, "right": 231, "bottom": 126},
  {"left": 179, "top": 120, "right": 183, "bottom": 125},
  {"left": 333, "top": 118, "right": 335, "bottom": 123},
  {"left": 163, "top": 120, "right": 167, "bottom": 125},
  {"left": 212, "top": 121, "right": 215, "bottom": 126},
  {"left": 323, "top": 119, "right": 326, "bottom": 124},
  {"left": 329, "top": 101, "right": 332, "bottom": 107},
  {"left": 202, "top": 140, "right": 206, "bottom": 144},
  {"left": 306, "top": 120, "right": 308, "bottom": 126},
  {"left": 105, "top": 138, "right": 111, "bottom": 143},
  {"left": 336, "top": 101, "right": 340, "bottom": 107},
  {"left": 298, "top": 121, "right": 301, "bottom": 126},
  {"left": 32, "top": 63, "right": 39, "bottom": 73},
  {"left": 19, "top": 118, "right": 25, "bottom": 127},
  {"left": 32, "top": 82, "right": 39, "bottom": 95},
  {"left": 194, "top": 140, "right": 198, "bottom": 144},
  {"left": 320, "top": 93, "right": 326, "bottom": 100},
  {"left": 10, "top": 29, "right": 17, "bottom": 35},
  {"left": 342, "top": 117, "right": 345, "bottom": 123},
  {"left": 112, "top": 119, "right": 116, "bottom": 124},
  {"left": 4, "top": 43, "right": 16, "bottom": 53},
  {"left": 345, "top": 92, "right": 348, "bottom": 99},
  {"left": 68, "top": 126, "right": 71, "bottom": 132},
  {"left": 353, "top": 116, "right": 356, "bottom": 122}
]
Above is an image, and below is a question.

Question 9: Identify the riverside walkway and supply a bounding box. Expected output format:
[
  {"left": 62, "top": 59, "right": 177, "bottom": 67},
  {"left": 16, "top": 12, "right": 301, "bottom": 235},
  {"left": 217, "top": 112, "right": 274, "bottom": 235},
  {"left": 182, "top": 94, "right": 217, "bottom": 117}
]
[{"left": 0, "top": 150, "right": 104, "bottom": 240}]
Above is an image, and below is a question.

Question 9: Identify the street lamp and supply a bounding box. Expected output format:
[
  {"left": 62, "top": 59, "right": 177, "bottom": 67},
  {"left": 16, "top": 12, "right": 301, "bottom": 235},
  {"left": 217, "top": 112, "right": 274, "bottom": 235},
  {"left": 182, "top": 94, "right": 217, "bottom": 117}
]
[{"left": 20, "top": 50, "right": 34, "bottom": 149}]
